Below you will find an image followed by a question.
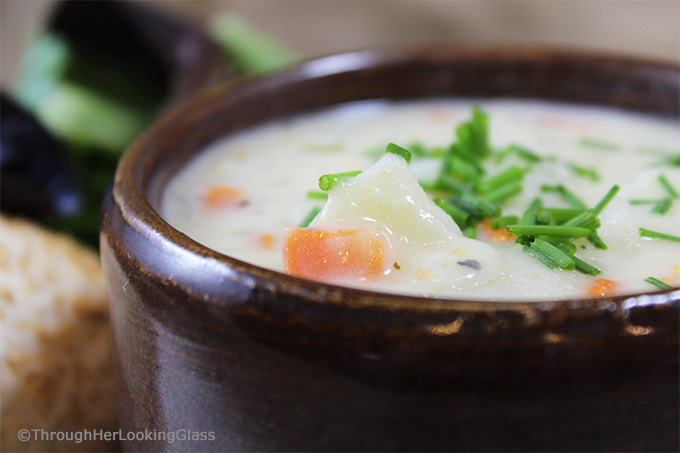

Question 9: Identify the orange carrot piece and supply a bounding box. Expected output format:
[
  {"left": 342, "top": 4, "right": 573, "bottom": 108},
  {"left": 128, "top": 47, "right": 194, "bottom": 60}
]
[
  {"left": 587, "top": 278, "right": 618, "bottom": 298},
  {"left": 203, "top": 185, "right": 246, "bottom": 209},
  {"left": 259, "top": 234, "right": 275, "bottom": 251},
  {"left": 283, "top": 227, "right": 390, "bottom": 282},
  {"left": 478, "top": 218, "right": 516, "bottom": 243}
]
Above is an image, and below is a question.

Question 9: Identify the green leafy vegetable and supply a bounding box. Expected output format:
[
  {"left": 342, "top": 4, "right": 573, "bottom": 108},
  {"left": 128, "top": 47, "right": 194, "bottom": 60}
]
[{"left": 208, "top": 13, "right": 301, "bottom": 76}]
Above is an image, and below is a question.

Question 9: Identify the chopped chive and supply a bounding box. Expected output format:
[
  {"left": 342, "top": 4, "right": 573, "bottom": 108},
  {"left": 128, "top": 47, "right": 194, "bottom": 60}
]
[
  {"left": 651, "top": 198, "right": 672, "bottom": 215},
  {"left": 434, "top": 198, "right": 470, "bottom": 226},
  {"left": 651, "top": 153, "right": 680, "bottom": 167},
  {"left": 386, "top": 142, "right": 412, "bottom": 163},
  {"left": 462, "top": 225, "right": 477, "bottom": 239},
  {"left": 562, "top": 210, "right": 600, "bottom": 230},
  {"left": 629, "top": 199, "right": 662, "bottom": 205},
  {"left": 522, "top": 245, "right": 559, "bottom": 269},
  {"left": 318, "top": 170, "right": 361, "bottom": 191},
  {"left": 429, "top": 174, "right": 468, "bottom": 195},
  {"left": 507, "top": 225, "right": 593, "bottom": 238},
  {"left": 306, "top": 190, "right": 328, "bottom": 201},
  {"left": 490, "top": 215, "right": 519, "bottom": 230},
  {"left": 567, "top": 163, "right": 600, "bottom": 181},
  {"left": 494, "top": 144, "right": 539, "bottom": 165},
  {"left": 456, "top": 105, "right": 490, "bottom": 158},
  {"left": 638, "top": 146, "right": 679, "bottom": 155},
  {"left": 449, "top": 193, "right": 500, "bottom": 218},
  {"left": 536, "top": 210, "right": 553, "bottom": 225},
  {"left": 553, "top": 241, "right": 577, "bottom": 255},
  {"left": 592, "top": 185, "right": 620, "bottom": 215},
  {"left": 531, "top": 238, "right": 575, "bottom": 270},
  {"left": 447, "top": 151, "right": 483, "bottom": 183},
  {"left": 483, "top": 180, "right": 523, "bottom": 204},
  {"left": 477, "top": 166, "right": 524, "bottom": 194},
  {"left": 578, "top": 137, "right": 620, "bottom": 152},
  {"left": 364, "top": 146, "right": 385, "bottom": 159},
  {"left": 589, "top": 233, "right": 608, "bottom": 250},
  {"left": 528, "top": 198, "right": 543, "bottom": 211},
  {"left": 298, "top": 206, "right": 321, "bottom": 228},
  {"left": 510, "top": 144, "right": 542, "bottom": 163},
  {"left": 538, "top": 208, "right": 586, "bottom": 223},
  {"left": 541, "top": 185, "right": 587, "bottom": 209},
  {"left": 566, "top": 253, "right": 601, "bottom": 276},
  {"left": 644, "top": 277, "right": 672, "bottom": 290},
  {"left": 659, "top": 175, "right": 679, "bottom": 199},
  {"left": 640, "top": 228, "right": 680, "bottom": 242}
]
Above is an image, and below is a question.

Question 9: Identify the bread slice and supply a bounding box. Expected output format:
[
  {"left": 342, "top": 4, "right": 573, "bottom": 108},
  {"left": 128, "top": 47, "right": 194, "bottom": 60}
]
[{"left": 0, "top": 216, "right": 117, "bottom": 451}]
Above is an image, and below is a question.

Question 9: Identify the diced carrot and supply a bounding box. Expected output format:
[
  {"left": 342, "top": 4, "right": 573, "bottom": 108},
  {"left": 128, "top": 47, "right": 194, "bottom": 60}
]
[
  {"left": 283, "top": 227, "right": 390, "bottom": 283},
  {"left": 259, "top": 234, "right": 275, "bottom": 251},
  {"left": 203, "top": 185, "right": 246, "bottom": 209},
  {"left": 477, "top": 218, "right": 516, "bottom": 243},
  {"left": 587, "top": 278, "right": 618, "bottom": 298}
]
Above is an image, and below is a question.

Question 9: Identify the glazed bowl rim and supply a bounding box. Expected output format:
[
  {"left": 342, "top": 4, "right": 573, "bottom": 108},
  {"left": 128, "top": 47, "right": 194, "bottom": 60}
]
[{"left": 112, "top": 44, "right": 679, "bottom": 313}]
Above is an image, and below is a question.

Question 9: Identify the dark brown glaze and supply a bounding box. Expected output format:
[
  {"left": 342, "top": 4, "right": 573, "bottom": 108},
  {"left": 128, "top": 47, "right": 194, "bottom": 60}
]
[{"left": 101, "top": 47, "right": 679, "bottom": 452}]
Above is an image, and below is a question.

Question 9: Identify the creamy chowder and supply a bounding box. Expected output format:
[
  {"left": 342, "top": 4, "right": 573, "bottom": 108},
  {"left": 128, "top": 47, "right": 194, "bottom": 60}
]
[{"left": 162, "top": 100, "right": 680, "bottom": 301}]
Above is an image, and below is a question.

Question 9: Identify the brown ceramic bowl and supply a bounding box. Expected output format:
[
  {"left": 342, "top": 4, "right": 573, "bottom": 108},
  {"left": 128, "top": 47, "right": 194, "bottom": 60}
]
[{"left": 101, "top": 46, "right": 679, "bottom": 452}]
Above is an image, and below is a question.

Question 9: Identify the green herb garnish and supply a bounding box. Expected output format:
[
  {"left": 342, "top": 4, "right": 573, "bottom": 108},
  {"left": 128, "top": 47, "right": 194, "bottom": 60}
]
[
  {"left": 433, "top": 198, "right": 470, "bottom": 226},
  {"left": 652, "top": 198, "right": 673, "bottom": 215},
  {"left": 386, "top": 142, "right": 412, "bottom": 163},
  {"left": 490, "top": 215, "right": 519, "bottom": 230},
  {"left": 629, "top": 199, "right": 662, "bottom": 205},
  {"left": 456, "top": 106, "right": 490, "bottom": 159},
  {"left": 565, "top": 252, "right": 601, "bottom": 276},
  {"left": 495, "top": 144, "right": 542, "bottom": 164},
  {"left": 541, "top": 184, "right": 587, "bottom": 209},
  {"left": 640, "top": 228, "right": 680, "bottom": 242},
  {"left": 530, "top": 238, "right": 576, "bottom": 270},
  {"left": 306, "top": 191, "right": 328, "bottom": 201},
  {"left": 506, "top": 225, "right": 593, "bottom": 238},
  {"left": 659, "top": 174, "right": 679, "bottom": 199},
  {"left": 644, "top": 277, "right": 672, "bottom": 290},
  {"left": 318, "top": 170, "right": 362, "bottom": 191},
  {"left": 567, "top": 162, "right": 600, "bottom": 181},
  {"left": 298, "top": 206, "right": 321, "bottom": 228},
  {"left": 578, "top": 137, "right": 620, "bottom": 152},
  {"left": 537, "top": 208, "right": 586, "bottom": 223},
  {"left": 652, "top": 153, "right": 680, "bottom": 167},
  {"left": 592, "top": 185, "right": 620, "bottom": 215},
  {"left": 477, "top": 166, "right": 524, "bottom": 194}
]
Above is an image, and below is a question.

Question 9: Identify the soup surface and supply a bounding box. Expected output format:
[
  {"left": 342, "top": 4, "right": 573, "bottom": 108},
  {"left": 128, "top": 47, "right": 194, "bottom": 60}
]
[{"left": 162, "top": 100, "right": 680, "bottom": 300}]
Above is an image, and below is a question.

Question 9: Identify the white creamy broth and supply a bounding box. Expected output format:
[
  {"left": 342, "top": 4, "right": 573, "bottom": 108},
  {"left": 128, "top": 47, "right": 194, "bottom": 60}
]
[{"left": 162, "top": 100, "right": 680, "bottom": 301}]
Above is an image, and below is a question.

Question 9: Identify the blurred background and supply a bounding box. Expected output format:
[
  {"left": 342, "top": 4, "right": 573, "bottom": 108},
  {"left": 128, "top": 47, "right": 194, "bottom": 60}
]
[{"left": 3, "top": 0, "right": 679, "bottom": 88}]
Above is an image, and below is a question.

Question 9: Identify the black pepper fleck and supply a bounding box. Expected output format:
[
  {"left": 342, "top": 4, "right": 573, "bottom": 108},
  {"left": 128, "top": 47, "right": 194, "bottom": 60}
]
[{"left": 457, "top": 259, "right": 481, "bottom": 270}]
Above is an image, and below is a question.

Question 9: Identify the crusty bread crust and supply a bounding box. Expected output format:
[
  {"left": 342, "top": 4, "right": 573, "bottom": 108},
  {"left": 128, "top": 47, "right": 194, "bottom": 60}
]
[{"left": 0, "top": 216, "right": 117, "bottom": 452}]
